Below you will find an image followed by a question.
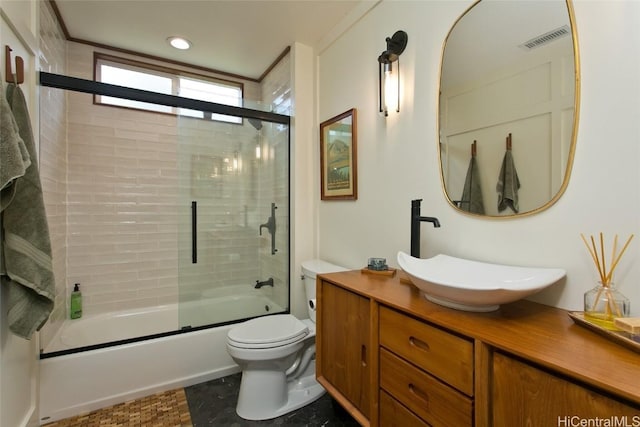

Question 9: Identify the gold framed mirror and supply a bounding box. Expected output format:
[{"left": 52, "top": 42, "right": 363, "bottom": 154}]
[{"left": 438, "top": 0, "right": 580, "bottom": 217}]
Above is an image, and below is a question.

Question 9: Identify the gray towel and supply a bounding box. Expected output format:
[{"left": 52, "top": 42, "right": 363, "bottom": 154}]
[
  {"left": 1, "top": 82, "right": 55, "bottom": 339},
  {"left": 496, "top": 150, "right": 521, "bottom": 213},
  {"left": 0, "top": 77, "right": 31, "bottom": 211},
  {"left": 460, "top": 157, "right": 485, "bottom": 214}
]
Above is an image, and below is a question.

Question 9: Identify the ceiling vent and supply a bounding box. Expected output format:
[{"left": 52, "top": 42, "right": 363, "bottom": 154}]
[{"left": 520, "top": 25, "right": 570, "bottom": 50}]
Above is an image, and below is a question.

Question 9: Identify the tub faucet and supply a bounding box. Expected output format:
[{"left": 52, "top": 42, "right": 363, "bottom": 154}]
[
  {"left": 410, "top": 199, "right": 440, "bottom": 258},
  {"left": 255, "top": 277, "right": 274, "bottom": 289}
]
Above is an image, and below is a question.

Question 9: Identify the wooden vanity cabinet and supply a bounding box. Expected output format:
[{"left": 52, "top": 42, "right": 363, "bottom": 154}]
[
  {"left": 379, "top": 390, "right": 429, "bottom": 427},
  {"left": 316, "top": 271, "right": 640, "bottom": 427},
  {"left": 379, "top": 306, "right": 473, "bottom": 427},
  {"left": 316, "top": 279, "right": 371, "bottom": 425},
  {"left": 491, "top": 352, "right": 640, "bottom": 426}
]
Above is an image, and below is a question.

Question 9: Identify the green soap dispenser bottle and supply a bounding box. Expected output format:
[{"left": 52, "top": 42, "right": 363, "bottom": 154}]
[{"left": 70, "top": 283, "right": 82, "bottom": 319}]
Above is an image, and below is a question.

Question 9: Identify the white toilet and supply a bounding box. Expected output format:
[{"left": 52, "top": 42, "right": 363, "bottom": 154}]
[{"left": 226, "top": 259, "right": 347, "bottom": 420}]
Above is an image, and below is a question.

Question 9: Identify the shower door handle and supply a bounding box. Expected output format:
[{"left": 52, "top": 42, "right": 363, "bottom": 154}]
[
  {"left": 192, "top": 201, "right": 197, "bottom": 264},
  {"left": 259, "top": 203, "right": 277, "bottom": 255}
]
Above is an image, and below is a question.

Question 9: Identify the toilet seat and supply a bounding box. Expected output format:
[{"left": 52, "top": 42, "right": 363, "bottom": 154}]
[{"left": 227, "top": 314, "right": 309, "bottom": 349}]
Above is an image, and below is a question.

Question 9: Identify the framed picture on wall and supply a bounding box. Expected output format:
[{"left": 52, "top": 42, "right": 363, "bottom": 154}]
[{"left": 320, "top": 108, "right": 358, "bottom": 200}]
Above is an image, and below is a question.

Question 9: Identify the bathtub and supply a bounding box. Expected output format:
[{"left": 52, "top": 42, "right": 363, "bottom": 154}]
[{"left": 39, "top": 291, "right": 285, "bottom": 423}]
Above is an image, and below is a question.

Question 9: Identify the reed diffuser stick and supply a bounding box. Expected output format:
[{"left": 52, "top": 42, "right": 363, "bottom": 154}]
[
  {"left": 610, "top": 234, "right": 618, "bottom": 274},
  {"left": 610, "top": 288, "right": 622, "bottom": 317},
  {"left": 599, "top": 233, "right": 607, "bottom": 284},
  {"left": 581, "top": 233, "right": 634, "bottom": 286},
  {"left": 585, "top": 234, "right": 606, "bottom": 283},
  {"left": 605, "top": 234, "right": 634, "bottom": 284},
  {"left": 581, "top": 234, "right": 600, "bottom": 271}
]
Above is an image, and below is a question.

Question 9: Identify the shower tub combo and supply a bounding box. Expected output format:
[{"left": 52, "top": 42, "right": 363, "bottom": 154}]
[
  {"left": 38, "top": 72, "right": 292, "bottom": 424},
  {"left": 40, "top": 289, "right": 284, "bottom": 423}
]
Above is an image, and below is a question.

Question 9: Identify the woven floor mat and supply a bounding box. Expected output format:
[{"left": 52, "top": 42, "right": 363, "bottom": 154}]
[{"left": 42, "top": 388, "right": 192, "bottom": 427}]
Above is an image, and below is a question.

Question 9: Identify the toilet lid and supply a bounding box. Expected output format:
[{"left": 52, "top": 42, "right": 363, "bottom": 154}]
[{"left": 227, "top": 314, "right": 309, "bottom": 349}]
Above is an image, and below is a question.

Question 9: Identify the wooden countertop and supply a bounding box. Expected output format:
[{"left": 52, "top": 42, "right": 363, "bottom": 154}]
[{"left": 318, "top": 270, "right": 640, "bottom": 406}]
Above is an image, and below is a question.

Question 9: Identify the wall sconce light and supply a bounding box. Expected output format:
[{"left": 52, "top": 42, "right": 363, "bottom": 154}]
[{"left": 378, "top": 30, "right": 408, "bottom": 116}]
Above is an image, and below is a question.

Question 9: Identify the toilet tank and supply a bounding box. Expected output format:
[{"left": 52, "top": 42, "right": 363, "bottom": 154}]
[{"left": 301, "top": 259, "right": 347, "bottom": 322}]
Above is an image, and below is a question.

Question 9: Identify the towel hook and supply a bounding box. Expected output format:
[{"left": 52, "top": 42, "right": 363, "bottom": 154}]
[
  {"left": 5, "top": 45, "right": 24, "bottom": 85},
  {"left": 506, "top": 133, "right": 512, "bottom": 151}
]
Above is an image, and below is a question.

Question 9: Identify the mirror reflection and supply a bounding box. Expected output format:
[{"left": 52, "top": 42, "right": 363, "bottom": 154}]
[{"left": 438, "top": 0, "right": 579, "bottom": 217}]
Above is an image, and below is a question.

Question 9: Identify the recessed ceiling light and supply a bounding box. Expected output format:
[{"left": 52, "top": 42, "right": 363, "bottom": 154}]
[{"left": 167, "top": 36, "right": 191, "bottom": 50}]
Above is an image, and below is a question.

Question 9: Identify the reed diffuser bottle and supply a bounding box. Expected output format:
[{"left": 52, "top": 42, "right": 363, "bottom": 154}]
[
  {"left": 584, "top": 282, "right": 630, "bottom": 329},
  {"left": 581, "top": 233, "right": 633, "bottom": 330}
]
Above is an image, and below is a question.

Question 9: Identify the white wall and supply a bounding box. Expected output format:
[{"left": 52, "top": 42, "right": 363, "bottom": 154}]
[
  {"left": 290, "top": 42, "right": 318, "bottom": 320},
  {"left": 0, "top": 1, "right": 41, "bottom": 426},
  {"left": 317, "top": 0, "right": 640, "bottom": 315}
]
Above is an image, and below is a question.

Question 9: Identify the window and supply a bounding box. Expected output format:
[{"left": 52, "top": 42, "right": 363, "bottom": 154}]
[{"left": 95, "top": 54, "right": 243, "bottom": 124}]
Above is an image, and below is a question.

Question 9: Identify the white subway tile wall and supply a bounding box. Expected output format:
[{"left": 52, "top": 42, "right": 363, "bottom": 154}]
[
  {"left": 65, "top": 100, "right": 180, "bottom": 313},
  {"left": 39, "top": 0, "right": 69, "bottom": 349},
  {"left": 38, "top": 5, "right": 291, "bottom": 346},
  {"left": 39, "top": 39, "right": 291, "bottom": 330}
]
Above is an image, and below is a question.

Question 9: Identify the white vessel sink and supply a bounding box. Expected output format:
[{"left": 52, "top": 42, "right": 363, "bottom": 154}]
[{"left": 397, "top": 252, "right": 566, "bottom": 312}]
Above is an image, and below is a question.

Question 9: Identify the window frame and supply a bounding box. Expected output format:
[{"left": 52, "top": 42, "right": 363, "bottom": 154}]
[{"left": 93, "top": 53, "right": 244, "bottom": 124}]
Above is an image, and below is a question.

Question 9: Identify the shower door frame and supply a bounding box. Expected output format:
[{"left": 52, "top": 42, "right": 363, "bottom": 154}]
[
  {"left": 176, "top": 107, "right": 291, "bottom": 330},
  {"left": 39, "top": 72, "right": 292, "bottom": 356}
]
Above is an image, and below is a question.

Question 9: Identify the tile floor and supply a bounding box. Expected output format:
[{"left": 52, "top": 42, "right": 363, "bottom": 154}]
[
  {"left": 43, "top": 373, "right": 360, "bottom": 426},
  {"left": 185, "top": 373, "right": 360, "bottom": 426}
]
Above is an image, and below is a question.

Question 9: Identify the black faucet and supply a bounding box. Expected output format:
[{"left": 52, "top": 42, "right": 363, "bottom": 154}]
[
  {"left": 255, "top": 277, "right": 274, "bottom": 289},
  {"left": 410, "top": 199, "right": 440, "bottom": 258}
]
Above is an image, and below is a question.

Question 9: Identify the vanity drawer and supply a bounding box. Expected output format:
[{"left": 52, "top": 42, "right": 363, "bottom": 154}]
[
  {"left": 380, "top": 348, "right": 473, "bottom": 427},
  {"left": 380, "top": 390, "right": 431, "bottom": 427},
  {"left": 379, "top": 306, "right": 474, "bottom": 395}
]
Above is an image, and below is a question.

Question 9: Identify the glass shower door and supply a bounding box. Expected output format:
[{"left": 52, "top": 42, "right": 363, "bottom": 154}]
[{"left": 177, "top": 116, "right": 289, "bottom": 330}]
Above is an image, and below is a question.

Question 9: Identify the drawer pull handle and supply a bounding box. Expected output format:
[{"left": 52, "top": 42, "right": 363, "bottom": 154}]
[
  {"left": 409, "top": 336, "right": 430, "bottom": 351},
  {"left": 409, "top": 383, "right": 430, "bottom": 406},
  {"left": 361, "top": 345, "right": 367, "bottom": 367}
]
